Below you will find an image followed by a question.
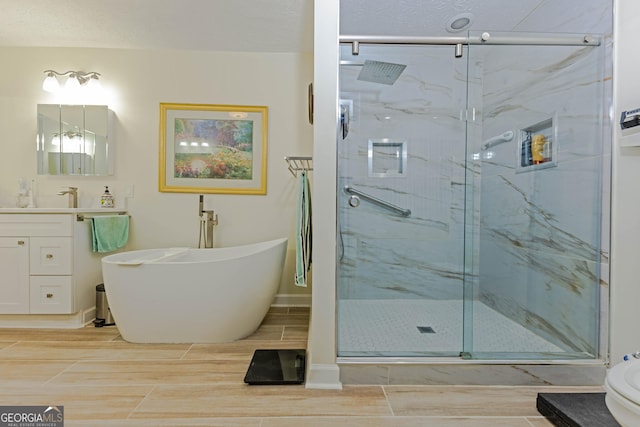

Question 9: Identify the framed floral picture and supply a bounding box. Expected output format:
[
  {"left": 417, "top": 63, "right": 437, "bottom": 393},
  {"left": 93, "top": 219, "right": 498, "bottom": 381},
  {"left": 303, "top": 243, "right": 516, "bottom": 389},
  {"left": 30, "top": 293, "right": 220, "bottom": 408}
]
[{"left": 159, "top": 103, "right": 268, "bottom": 195}]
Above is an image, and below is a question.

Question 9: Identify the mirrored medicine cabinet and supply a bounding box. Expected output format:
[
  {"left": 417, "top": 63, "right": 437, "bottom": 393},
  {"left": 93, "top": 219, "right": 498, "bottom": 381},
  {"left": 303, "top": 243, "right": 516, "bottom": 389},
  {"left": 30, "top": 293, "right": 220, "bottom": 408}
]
[{"left": 37, "top": 104, "right": 114, "bottom": 176}]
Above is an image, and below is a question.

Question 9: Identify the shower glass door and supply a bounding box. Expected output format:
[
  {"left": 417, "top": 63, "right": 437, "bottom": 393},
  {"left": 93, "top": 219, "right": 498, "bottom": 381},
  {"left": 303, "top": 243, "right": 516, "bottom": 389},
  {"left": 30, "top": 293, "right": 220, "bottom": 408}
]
[
  {"left": 337, "top": 43, "right": 470, "bottom": 357},
  {"left": 336, "top": 31, "right": 606, "bottom": 360},
  {"left": 463, "top": 32, "right": 604, "bottom": 360}
]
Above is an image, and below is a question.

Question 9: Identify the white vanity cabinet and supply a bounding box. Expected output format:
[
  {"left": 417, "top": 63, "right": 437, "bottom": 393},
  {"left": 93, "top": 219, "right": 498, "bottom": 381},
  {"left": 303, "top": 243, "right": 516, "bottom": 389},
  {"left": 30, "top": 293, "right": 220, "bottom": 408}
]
[
  {"left": 0, "top": 236, "right": 30, "bottom": 313},
  {"left": 0, "top": 214, "right": 73, "bottom": 314},
  {"left": 0, "top": 210, "right": 126, "bottom": 324}
]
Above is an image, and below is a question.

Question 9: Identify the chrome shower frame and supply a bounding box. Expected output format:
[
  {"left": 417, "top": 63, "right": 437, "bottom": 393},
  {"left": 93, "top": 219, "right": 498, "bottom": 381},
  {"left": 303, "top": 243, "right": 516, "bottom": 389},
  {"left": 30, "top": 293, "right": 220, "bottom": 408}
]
[{"left": 340, "top": 32, "right": 601, "bottom": 52}]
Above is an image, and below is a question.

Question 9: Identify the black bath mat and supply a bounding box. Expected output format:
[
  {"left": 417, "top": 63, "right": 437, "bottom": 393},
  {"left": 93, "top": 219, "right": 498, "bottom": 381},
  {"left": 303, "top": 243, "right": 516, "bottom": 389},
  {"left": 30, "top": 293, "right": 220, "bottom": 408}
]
[
  {"left": 537, "top": 393, "right": 620, "bottom": 427},
  {"left": 244, "top": 349, "right": 306, "bottom": 385}
]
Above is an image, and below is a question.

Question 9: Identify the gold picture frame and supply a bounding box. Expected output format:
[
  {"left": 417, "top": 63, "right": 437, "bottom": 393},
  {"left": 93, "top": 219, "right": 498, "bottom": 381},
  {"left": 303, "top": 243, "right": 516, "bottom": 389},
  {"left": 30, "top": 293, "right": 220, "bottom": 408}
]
[{"left": 159, "top": 103, "right": 268, "bottom": 195}]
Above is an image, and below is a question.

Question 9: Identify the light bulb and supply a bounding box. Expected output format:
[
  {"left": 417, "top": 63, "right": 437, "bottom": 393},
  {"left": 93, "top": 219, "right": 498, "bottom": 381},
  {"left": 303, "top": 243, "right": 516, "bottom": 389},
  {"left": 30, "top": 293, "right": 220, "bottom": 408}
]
[
  {"left": 42, "top": 74, "right": 60, "bottom": 92},
  {"left": 65, "top": 75, "right": 80, "bottom": 90},
  {"left": 87, "top": 75, "right": 101, "bottom": 91}
]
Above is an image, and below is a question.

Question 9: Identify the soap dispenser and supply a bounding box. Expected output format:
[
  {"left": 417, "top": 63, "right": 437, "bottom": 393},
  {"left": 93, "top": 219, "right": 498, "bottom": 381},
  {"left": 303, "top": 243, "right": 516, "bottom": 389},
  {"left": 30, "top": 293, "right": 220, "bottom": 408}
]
[{"left": 100, "top": 186, "right": 114, "bottom": 208}]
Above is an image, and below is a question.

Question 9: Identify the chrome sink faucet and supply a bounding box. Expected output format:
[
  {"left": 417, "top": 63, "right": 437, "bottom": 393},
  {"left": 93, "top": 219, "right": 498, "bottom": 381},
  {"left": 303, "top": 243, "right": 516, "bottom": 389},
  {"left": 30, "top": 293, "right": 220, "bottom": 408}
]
[{"left": 57, "top": 187, "right": 78, "bottom": 208}]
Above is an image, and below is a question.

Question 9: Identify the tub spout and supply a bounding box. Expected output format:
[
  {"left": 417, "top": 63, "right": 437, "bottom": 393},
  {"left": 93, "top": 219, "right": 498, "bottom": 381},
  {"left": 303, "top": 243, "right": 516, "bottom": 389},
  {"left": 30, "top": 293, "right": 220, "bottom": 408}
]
[{"left": 57, "top": 187, "right": 78, "bottom": 208}]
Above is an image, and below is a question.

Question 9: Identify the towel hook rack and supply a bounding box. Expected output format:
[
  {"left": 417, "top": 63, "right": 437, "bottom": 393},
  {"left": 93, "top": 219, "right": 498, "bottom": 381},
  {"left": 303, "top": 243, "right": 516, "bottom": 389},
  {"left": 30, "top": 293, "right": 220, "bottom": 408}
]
[{"left": 285, "top": 156, "right": 313, "bottom": 177}]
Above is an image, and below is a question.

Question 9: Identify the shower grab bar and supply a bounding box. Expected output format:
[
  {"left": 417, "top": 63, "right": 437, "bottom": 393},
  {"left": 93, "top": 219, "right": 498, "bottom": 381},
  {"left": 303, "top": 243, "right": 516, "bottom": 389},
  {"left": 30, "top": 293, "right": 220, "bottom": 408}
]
[{"left": 344, "top": 186, "right": 411, "bottom": 217}]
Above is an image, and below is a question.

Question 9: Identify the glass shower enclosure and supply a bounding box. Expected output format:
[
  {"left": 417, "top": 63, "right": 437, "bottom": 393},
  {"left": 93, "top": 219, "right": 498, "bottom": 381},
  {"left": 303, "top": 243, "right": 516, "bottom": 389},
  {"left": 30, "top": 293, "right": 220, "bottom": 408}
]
[{"left": 336, "top": 32, "right": 606, "bottom": 360}]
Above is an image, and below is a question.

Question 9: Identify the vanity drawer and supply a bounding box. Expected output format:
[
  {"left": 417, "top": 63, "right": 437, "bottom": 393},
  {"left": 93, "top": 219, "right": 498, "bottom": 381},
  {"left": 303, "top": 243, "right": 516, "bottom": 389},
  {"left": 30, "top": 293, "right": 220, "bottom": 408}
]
[
  {"left": 29, "top": 237, "right": 72, "bottom": 275},
  {"left": 0, "top": 214, "right": 72, "bottom": 236},
  {"left": 30, "top": 276, "right": 73, "bottom": 314}
]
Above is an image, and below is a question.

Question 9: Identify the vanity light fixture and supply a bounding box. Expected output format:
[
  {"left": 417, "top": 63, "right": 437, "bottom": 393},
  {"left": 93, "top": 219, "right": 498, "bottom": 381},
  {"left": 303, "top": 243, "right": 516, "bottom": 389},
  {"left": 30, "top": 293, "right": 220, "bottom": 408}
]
[
  {"left": 42, "top": 70, "right": 101, "bottom": 92},
  {"left": 51, "top": 130, "right": 83, "bottom": 145}
]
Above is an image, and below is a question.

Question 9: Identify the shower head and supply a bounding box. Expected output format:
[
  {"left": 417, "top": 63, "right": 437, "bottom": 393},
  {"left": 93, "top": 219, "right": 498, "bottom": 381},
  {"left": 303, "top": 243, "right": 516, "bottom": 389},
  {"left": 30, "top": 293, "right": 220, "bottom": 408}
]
[{"left": 357, "top": 60, "right": 406, "bottom": 85}]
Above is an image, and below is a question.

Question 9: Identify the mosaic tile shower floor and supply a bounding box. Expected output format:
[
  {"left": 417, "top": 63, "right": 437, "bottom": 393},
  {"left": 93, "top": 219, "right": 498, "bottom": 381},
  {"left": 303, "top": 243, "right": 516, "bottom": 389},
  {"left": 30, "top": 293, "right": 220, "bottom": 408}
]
[{"left": 338, "top": 299, "right": 564, "bottom": 355}]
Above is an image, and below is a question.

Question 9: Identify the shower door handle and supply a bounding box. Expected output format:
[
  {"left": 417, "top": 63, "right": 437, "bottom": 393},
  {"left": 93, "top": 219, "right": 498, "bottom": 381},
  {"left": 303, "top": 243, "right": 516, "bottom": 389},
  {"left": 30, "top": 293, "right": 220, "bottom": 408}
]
[
  {"left": 308, "top": 83, "right": 314, "bottom": 125},
  {"left": 340, "top": 104, "right": 350, "bottom": 139}
]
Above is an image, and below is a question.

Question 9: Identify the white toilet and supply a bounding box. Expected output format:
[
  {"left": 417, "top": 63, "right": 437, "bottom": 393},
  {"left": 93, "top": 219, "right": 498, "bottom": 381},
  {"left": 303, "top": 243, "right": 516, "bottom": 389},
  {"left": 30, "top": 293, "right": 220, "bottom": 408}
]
[{"left": 605, "top": 358, "right": 640, "bottom": 426}]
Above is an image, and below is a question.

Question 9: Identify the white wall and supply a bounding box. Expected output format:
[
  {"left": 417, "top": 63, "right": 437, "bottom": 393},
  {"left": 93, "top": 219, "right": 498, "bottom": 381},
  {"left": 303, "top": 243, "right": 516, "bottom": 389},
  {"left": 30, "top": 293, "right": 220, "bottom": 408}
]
[
  {"left": 610, "top": 0, "right": 640, "bottom": 363},
  {"left": 0, "top": 46, "right": 313, "bottom": 298}
]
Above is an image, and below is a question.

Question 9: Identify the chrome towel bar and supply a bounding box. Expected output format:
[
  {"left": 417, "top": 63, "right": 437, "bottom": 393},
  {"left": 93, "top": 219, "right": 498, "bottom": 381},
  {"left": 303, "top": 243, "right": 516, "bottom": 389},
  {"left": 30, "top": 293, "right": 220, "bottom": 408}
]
[{"left": 76, "top": 212, "right": 129, "bottom": 221}]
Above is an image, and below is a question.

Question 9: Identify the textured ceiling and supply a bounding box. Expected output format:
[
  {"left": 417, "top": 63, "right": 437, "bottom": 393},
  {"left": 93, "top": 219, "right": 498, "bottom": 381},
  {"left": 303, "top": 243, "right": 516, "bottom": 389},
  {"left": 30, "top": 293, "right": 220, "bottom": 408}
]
[{"left": 0, "top": 0, "right": 550, "bottom": 53}]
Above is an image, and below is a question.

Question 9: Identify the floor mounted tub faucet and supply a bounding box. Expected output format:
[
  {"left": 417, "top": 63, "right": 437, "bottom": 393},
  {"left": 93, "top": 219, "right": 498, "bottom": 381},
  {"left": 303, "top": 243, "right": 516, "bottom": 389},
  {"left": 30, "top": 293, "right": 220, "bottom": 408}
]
[{"left": 198, "top": 194, "right": 218, "bottom": 248}]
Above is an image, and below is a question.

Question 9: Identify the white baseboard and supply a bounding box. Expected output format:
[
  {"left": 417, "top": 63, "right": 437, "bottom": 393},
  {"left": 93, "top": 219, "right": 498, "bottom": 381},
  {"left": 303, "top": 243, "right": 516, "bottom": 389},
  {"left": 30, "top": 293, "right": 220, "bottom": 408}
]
[
  {"left": 272, "top": 293, "right": 311, "bottom": 307},
  {"left": 305, "top": 363, "right": 343, "bottom": 390},
  {"left": 0, "top": 311, "right": 86, "bottom": 329},
  {"left": 83, "top": 307, "right": 97, "bottom": 326}
]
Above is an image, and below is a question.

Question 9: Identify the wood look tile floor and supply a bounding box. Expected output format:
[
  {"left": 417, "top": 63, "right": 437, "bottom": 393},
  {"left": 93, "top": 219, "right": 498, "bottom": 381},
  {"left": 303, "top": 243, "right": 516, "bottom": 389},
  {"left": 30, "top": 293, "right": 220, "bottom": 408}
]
[{"left": 0, "top": 307, "right": 603, "bottom": 426}]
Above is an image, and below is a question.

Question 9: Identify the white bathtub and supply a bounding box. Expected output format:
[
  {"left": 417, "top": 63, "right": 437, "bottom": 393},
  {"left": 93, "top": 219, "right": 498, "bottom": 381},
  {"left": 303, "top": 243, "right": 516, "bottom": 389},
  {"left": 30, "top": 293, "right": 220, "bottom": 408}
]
[{"left": 101, "top": 238, "right": 288, "bottom": 343}]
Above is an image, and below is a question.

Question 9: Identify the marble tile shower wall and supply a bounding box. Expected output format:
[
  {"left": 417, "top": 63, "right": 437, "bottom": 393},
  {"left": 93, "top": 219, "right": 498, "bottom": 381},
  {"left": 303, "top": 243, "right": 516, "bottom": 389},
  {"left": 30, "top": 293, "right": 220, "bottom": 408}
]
[
  {"left": 475, "top": 41, "right": 610, "bottom": 355},
  {"left": 338, "top": 46, "right": 471, "bottom": 301}
]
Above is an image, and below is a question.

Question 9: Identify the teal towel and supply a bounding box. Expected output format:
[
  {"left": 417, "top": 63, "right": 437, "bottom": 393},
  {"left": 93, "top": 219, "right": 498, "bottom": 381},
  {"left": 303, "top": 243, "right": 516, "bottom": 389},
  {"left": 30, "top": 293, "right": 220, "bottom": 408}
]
[
  {"left": 295, "top": 172, "right": 312, "bottom": 287},
  {"left": 91, "top": 215, "right": 129, "bottom": 253}
]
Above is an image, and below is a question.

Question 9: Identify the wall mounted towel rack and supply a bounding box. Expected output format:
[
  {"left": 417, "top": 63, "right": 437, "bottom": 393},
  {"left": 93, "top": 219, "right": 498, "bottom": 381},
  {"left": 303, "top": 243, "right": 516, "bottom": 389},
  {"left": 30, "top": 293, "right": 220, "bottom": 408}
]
[
  {"left": 77, "top": 212, "right": 129, "bottom": 222},
  {"left": 285, "top": 156, "right": 313, "bottom": 177}
]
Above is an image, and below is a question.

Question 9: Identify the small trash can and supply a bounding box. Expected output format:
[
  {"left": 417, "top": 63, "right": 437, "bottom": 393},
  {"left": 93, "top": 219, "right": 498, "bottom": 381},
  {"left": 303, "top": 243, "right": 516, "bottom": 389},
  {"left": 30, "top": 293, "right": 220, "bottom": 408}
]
[{"left": 94, "top": 284, "right": 115, "bottom": 327}]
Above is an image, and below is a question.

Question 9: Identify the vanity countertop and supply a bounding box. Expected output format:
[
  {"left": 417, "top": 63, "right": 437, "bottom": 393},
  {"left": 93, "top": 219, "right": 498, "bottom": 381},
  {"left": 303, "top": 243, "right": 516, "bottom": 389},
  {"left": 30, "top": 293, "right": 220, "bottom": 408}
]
[{"left": 0, "top": 208, "right": 127, "bottom": 214}]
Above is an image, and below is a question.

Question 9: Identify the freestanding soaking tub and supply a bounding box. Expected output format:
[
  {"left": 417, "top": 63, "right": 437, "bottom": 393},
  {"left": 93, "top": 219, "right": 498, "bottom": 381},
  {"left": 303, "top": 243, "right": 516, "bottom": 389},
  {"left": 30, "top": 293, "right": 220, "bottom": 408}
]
[{"left": 101, "top": 237, "right": 288, "bottom": 343}]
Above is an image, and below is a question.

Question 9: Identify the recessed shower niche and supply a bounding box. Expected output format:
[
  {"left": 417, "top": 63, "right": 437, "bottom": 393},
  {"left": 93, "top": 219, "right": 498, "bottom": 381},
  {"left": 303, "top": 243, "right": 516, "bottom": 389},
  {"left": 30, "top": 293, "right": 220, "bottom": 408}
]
[
  {"left": 368, "top": 139, "right": 407, "bottom": 177},
  {"left": 516, "top": 117, "right": 557, "bottom": 173}
]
